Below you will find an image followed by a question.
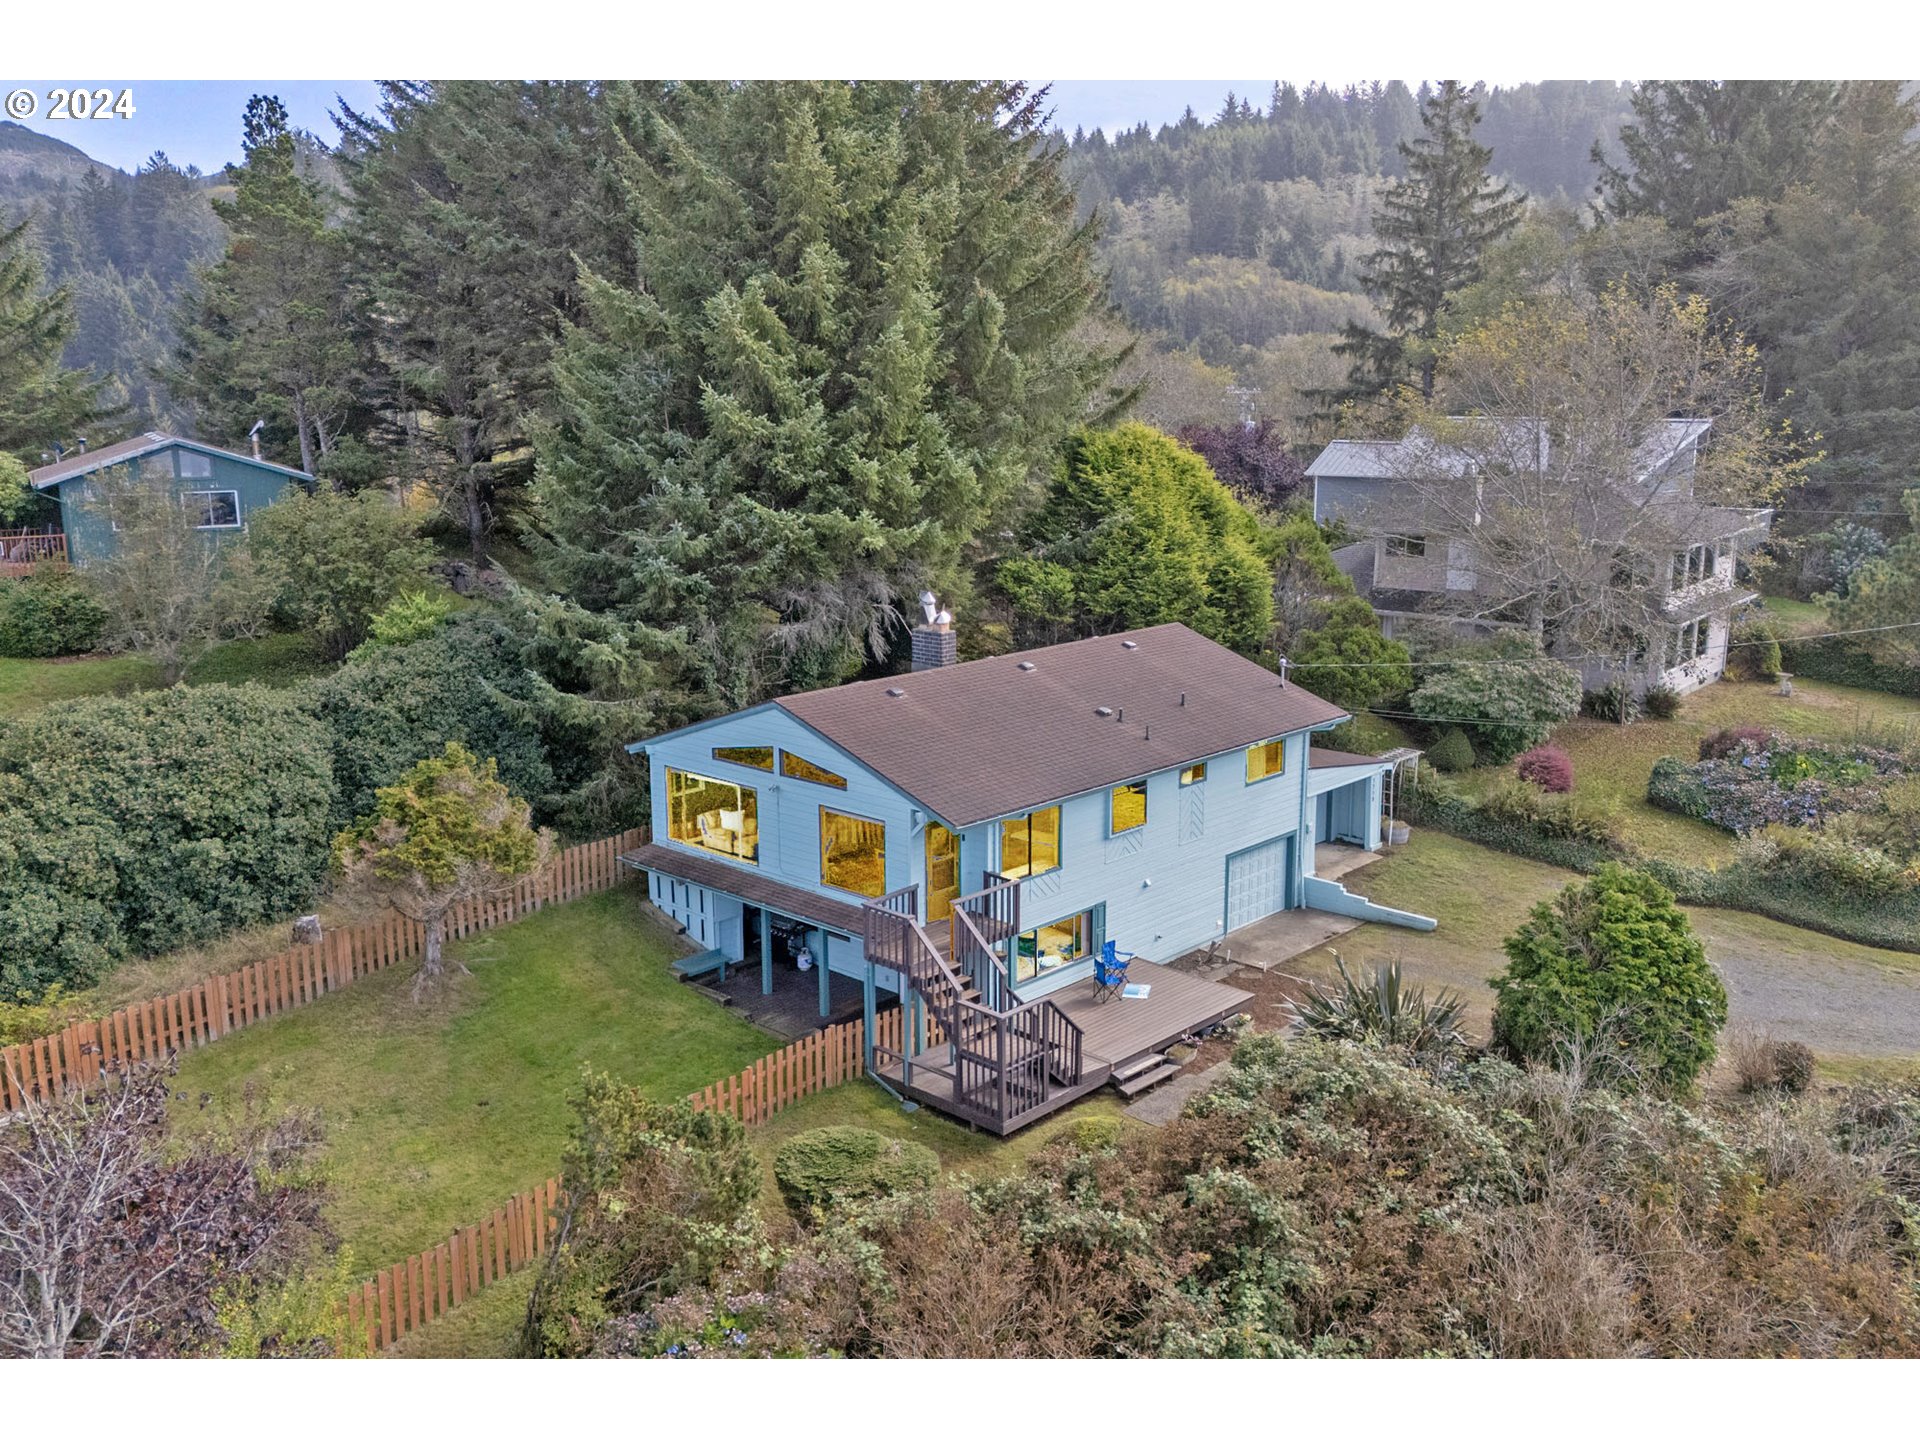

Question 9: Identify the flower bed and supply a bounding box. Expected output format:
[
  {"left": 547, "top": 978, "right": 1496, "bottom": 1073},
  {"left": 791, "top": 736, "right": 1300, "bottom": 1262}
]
[{"left": 1648, "top": 732, "right": 1911, "bottom": 836}]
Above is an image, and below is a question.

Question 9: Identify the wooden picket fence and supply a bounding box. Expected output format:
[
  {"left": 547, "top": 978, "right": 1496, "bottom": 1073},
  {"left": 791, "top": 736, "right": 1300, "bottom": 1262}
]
[
  {"left": 0, "top": 827, "right": 649, "bottom": 1114},
  {"left": 346, "top": 1005, "right": 940, "bottom": 1350}
]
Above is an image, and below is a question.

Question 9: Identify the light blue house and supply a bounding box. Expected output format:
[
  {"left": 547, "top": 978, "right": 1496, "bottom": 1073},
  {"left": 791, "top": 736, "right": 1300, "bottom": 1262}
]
[
  {"left": 26, "top": 431, "right": 315, "bottom": 566},
  {"left": 622, "top": 620, "right": 1434, "bottom": 1133}
]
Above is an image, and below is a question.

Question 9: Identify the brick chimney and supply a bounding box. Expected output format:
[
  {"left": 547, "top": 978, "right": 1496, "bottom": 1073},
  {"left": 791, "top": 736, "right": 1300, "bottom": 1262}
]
[{"left": 911, "top": 592, "right": 956, "bottom": 670}]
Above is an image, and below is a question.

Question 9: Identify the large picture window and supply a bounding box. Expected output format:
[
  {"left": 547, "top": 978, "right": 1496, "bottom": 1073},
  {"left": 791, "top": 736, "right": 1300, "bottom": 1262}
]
[
  {"left": 998, "top": 806, "right": 1061, "bottom": 879},
  {"left": 1246, "top": 739, "right": 1285, "bottom": 783},
  {"left": 781, "top": 751, "right": 847, "bottom": 788},
  {"left": 1110, "top": 782, "right": 1147, "bottom": 835},
  {"left": 666, "top": 767, "right": 759, "bottom": 864},
  {"left": 1014, "top": 910, "right": 1092, "bottom": 983},
  {"left": 176, "top": 450, "right": 213, "bottom": 478},
  {"left": 820, "top": 808, "right": 887, "bottom": 897},
  {"left": 183, "top": 490, "right": 241, "bottom": 529}
]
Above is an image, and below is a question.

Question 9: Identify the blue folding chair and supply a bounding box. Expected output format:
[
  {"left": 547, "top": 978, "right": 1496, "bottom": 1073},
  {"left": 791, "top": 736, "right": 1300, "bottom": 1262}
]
[{"left": 1094, "top": 940, "right": 1133, "bottom": 1003}]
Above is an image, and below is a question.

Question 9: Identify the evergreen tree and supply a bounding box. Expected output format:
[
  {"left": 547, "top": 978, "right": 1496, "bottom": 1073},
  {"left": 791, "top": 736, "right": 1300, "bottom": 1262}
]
[
  {"left": 336, "top": 81, "right": 631, "bottom": 553},
  {"left": 1329, "top": 81, "right": 1524, "bottom": 404},
  {"left": 1593, "top": 81, "right": 1841, "bottom": 236},
  {"left": 0, "top": 216, "right": 115, "bottom": 461},
  {"left": 996, "top": 423, "right": 1273, "bottom": 657},
  {"left": 533, "top": 81, "right": 1122, "bottom": 712},
  {"left": 168, "top": 96, "right": 369, "bottom": 475}
]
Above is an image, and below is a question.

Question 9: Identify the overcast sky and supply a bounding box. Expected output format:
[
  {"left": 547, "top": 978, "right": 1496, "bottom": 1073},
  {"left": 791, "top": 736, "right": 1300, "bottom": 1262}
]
[{"left": 0, "top": 79, "right": 1354, "bottom": 173}]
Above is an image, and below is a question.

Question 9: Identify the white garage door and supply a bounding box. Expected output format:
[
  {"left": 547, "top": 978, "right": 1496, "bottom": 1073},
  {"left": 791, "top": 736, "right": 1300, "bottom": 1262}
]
[{"left": 1226, "top": 834, "right": 1293, "bottom": 933}]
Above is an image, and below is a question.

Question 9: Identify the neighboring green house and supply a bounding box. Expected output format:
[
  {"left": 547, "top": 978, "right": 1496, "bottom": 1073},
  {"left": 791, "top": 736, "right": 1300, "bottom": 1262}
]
[{"left": 26, "top": 432, "right": 315, "bottom": 565}]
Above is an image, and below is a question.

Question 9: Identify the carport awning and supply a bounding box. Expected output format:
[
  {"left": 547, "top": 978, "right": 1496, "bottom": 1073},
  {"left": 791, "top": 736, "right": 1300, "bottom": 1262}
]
[
  {"left": 1307, "top": 746, "right": 1389, "bottom": 798},
  {"left": 620, "top": 843, "right": 868, "bottom": 938}
]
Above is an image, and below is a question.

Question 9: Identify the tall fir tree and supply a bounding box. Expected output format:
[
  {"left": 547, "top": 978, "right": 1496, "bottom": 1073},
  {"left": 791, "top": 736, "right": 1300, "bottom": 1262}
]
[
  {"left": 0, "top": 216, "right": 116, "bottom": 463},
  {"left": 168, "top": 95, "right": 369, "bottom": 475},
  {"left": 1594, "top": 82, "right": 1842, "bottom": 238},
  {"left": 1328, "top": 80, "right": 1524, "bottom": 405},
  {"left": 533, "top": 81, "right": 1124, "bottom": 714},
  {"left": 336, "top": 81, "right": 630, "bottom": 553}
]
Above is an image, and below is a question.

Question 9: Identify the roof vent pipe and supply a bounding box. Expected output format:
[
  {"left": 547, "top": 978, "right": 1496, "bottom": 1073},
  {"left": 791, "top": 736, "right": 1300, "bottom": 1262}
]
[
  {"left": 1116, "top": 707, "right": 1123, "bottom": 723},
  {"left": 1179, "top": 691, "right": 1186, "bottom": 707},
  {"left": 1278, "top": 657, "right": 1291, "bottom": 687}
]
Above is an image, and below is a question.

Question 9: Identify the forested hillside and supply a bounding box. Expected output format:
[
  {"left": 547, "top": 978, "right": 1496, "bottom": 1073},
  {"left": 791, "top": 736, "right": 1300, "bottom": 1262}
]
[
  {"left": 1057, "top": 82, "right": 1636, "bottom": 428},
  {"left": 0, "top": 122, "right": 225, "bottom": 429}
]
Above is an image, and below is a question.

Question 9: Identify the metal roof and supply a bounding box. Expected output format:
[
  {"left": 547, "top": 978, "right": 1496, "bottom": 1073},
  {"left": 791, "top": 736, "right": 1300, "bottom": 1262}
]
[
  {"left": 1306, "top": 418, "right": 1713, "bottom": 485},
  {"left": 29, "top": 432, "right": 315, "bottom": 490},
  {"left": 773, "top": 623, "right": 1347, "bottom": 829}
]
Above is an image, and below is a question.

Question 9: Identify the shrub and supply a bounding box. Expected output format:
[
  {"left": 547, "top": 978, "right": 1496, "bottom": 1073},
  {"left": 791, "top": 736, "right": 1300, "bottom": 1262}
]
[
  {"left": 1780, "top": 636, "right": 1920, "bottom": 698},
  {"left": 1428, "top": 727, "right": 1476, "bottom": 773},
  {"left": 1725, "top": 620, "right": 1782, "bottom": 682},
  {"left": 1479, "top": 779, "right": 1624, "bottom": 846},
  {"left": 245, "top": 489, "right": 436, "bottom": 659},
  {"left": 1641, "top": 683, "right": 1683, "bottom": 720},
  {"left": 1067, "top": 1115, "right": 1124, "bottom": 1152},
  {"left": 1289, "top": 597, "right": 1413, "bottom": 713},
  {"left": 303, "top": 617, "right": 556, "bottom": 831},
  {"left": 1735, "top": 826, "right": 1915, "bottom": 902},
  {"left": 773, "top": 1126, "right": 940, "bottom": 1216},
  {"left": 1580, "top": 680, "right": 1636, "bottom": 724},
  {"left": 1490, "top": 864, "right": 1728, "bottom": 1093},
  {"left": 1286, "top": 954, "right": 1468, "bottom": 1061},
  {"left": 1408, "top": 649, "right": 1581, "bottom": 764},
  {"left": 525, "top": 1073, "right": 764, "bottom": 1358},
  {"left": 349, "top": 590, "right": 457, "bottom": 657},
  {"left": 1772, "top": 1040, "right": 1816, "bottom": 1094},
  {"left": 1699, "top": 726, "right": 1772, "bottom": 761},
  {"left": 0, "top": 570, "right": 107, "bottom": 658},
  {"left": 0, "top": 685, "right": 336, "bottom": 997},
  {"left": 1515, "top": 745, "right": 1573, "bottom": 793}
]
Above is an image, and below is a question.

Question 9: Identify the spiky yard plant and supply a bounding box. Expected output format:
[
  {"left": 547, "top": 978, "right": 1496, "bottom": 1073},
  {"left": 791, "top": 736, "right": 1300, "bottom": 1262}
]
[{"left": 1287, "top": 951, "right": 1469, "bottom": 1060}]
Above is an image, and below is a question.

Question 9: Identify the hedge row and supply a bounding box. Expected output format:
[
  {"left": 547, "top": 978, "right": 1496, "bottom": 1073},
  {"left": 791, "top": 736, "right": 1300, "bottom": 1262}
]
[
  {"left": 1779, "top": 637, "right": 1920, "bottom": 699},
  {"left": 1408, "top": 784, "right": 1920, "bottom": 955}
]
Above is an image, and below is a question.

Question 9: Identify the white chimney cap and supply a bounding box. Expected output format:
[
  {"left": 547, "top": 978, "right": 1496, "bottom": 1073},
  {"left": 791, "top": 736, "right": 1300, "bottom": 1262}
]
[{"left": 919, "top": 590, "right": 939, "bottom": 624}]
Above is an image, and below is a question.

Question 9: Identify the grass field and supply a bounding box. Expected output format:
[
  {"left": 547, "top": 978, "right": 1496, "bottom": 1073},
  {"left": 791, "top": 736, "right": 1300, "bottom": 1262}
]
[
  {"left": 1452, "top": 676, "right": 1920, "bottom": 864},
  {"left": 0, "top": 632, "right": 332, "bottom": 720},
  {"left": 173, "top": 886, "right": 782, "bottom": 1268}
]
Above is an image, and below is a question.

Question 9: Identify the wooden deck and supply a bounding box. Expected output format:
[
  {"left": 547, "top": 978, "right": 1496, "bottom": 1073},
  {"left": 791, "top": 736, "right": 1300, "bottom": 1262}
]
[{"left": 874, "top": 963, "right": 1252, "bottom": 1134}]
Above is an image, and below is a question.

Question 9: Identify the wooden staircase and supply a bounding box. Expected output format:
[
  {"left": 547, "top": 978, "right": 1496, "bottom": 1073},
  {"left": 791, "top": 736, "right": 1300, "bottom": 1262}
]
[{"left": 863, "top": 876, "right": 1089, "bottom": 1134}]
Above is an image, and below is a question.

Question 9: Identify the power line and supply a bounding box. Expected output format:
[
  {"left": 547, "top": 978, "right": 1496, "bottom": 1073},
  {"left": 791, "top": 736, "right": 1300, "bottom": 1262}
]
[{"left": 1283, "top": 619, "right": 1920, "bottom": 668}]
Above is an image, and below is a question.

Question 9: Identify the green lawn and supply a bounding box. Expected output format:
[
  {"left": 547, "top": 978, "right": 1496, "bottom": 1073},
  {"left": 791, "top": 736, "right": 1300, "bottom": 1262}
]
[
  {"left": 174, "top": 886, "right": 781, "bottom": 1268},
  {"left": 0, "top": 632, "right": 333, "bottom": 720},
  {"left": 0, "top": 652, "right": 156, "bottom": 716},
  {"left": 1756, "top": 595, "right": 1827, "bottom": 637},
  {"left": 1453, "top": 676, "right": 1920, "bottom": 865}
]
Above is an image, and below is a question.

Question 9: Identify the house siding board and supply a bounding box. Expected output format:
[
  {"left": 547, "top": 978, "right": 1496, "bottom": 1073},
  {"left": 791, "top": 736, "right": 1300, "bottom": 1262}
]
[
  {"left": 1312, "top": 474, "right": 1395, "bottom": 525},
  {"left": 50, "top": 443, "right": 308, "bottom": 565},
  {"left": 1004, "top": 731, "right": 1310, "bottom": 1000},
  {"left": 645, "top": 707, "right": 919, "bottom": 919}
]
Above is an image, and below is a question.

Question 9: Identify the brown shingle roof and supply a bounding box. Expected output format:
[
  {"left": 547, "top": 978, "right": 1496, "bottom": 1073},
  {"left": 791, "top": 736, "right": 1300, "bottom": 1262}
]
[
  {"left": 621, "top": 842, "right": 869, "bottom": 936},
  {"left": 776, "top": 623, "right": 1346, "bottom": 828},
  {"left": 1309, "top": 746, "right": 1385, "bottom": 769}
]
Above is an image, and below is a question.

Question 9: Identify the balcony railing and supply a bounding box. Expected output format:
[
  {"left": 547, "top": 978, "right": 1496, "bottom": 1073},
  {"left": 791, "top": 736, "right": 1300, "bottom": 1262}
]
[{"left": 0, "top": 529, "right": 68, "bottom": 576}]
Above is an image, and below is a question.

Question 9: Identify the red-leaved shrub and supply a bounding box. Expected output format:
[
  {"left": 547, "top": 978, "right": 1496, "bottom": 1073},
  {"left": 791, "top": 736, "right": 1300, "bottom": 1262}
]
[
  {"left": 1699, "top": 726, "right": 1772, "bottom": 761},
  {"left": 1516, "top": 745, "right": 1574, "bottom": 793}
]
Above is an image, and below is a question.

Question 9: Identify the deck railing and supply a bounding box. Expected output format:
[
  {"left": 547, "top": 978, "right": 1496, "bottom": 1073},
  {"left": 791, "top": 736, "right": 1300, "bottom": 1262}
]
[
  {"left": 0, "top": 529, "right": 67, "bottom": 576},
  {"left": 862, "top": 884, "right": 1083, "bottom": 1133}
]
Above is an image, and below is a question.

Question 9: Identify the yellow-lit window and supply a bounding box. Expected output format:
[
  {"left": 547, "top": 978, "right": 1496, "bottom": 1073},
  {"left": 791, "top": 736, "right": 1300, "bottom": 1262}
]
[
  {"left": 781, "top": 751, "right": 847, "bottom": 788},
  {"left": 1015, "top": 911, "right": 1090, "bottom": 983},
  {"left": 1111, "top": 782, "right": 1147, "bottom": 835},
  {"left": 1180, "top": 762, "right": 1207, "bottom": 787},
  {"left": 999, "top": 806, "right": 1061, "bottom": 879},
  {"left": 712, "top": 745, "right": 773, "bottom": 771},
  {"left": 820, "top": 808, "right": 887, "bottom": 897},
  {"left": 666, "top": 767, "right": 759, "bottom": 863},
  {"left": 1246, "top": 739, "right": 1286, "bottom": 783}
]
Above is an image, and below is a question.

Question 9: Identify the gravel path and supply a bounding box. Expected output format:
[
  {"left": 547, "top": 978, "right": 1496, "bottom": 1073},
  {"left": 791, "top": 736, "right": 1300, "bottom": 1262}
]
[{"left": 1691, "top": 911, "right": 1920, "bottom": 1058}]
